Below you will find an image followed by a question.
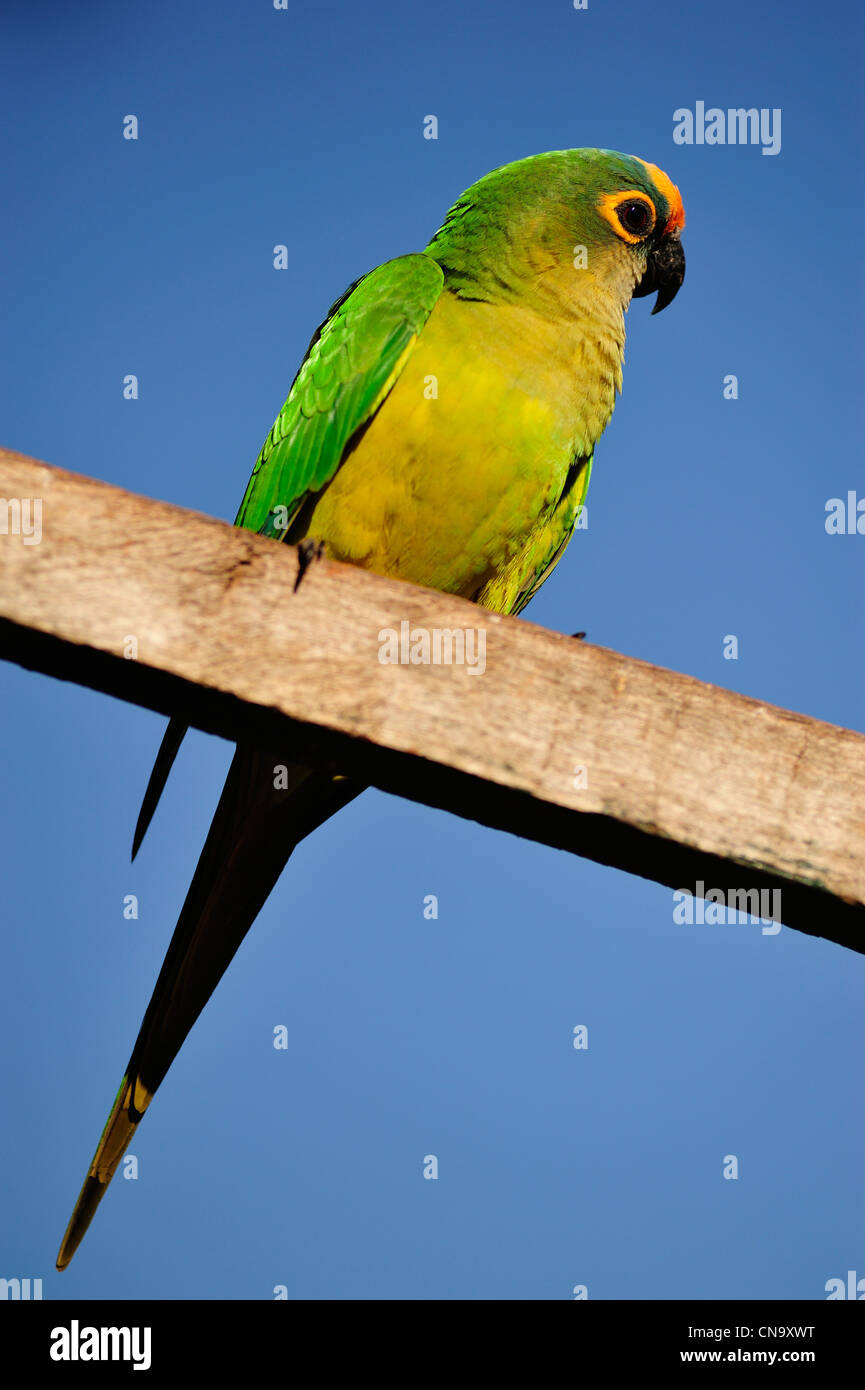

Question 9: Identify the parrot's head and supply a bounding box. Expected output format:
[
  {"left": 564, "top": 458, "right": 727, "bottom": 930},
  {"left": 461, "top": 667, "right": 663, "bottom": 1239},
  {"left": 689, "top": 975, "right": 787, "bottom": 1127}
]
[{"left": 427, "top": 148, "right": 685, "bottom": 317}]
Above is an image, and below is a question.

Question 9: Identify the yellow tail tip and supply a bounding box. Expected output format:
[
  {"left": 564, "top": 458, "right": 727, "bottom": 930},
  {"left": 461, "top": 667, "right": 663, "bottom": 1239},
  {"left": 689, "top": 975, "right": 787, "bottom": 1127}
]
[
  {"left": 56, "top": 1173, "right": 111, "bottom": 1270},
  {"left": 56, "top": 1075, "right": 149, "bottom": 1268}
]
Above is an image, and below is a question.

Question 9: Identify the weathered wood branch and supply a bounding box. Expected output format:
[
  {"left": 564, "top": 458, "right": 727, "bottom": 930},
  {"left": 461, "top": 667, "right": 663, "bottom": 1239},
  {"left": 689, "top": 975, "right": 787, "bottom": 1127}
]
[{"left": 1, "top": 446, "right": 863, "bottom": 953}]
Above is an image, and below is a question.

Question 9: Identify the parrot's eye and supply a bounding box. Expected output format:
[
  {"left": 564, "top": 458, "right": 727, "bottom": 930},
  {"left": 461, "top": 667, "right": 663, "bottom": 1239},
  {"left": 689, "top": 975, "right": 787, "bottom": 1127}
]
[
  {"left": 615, "top": 199, "right": 655, "bottom": 238},
  {"left": 597, "top": 189, "right": 659, "bottom": 244}
]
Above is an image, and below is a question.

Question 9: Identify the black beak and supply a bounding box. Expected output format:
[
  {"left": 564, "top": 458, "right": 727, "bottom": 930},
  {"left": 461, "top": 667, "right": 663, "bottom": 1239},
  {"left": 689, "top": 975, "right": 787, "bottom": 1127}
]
[{"left": 632, "top": 231, "right": 685, "bottom": 315}]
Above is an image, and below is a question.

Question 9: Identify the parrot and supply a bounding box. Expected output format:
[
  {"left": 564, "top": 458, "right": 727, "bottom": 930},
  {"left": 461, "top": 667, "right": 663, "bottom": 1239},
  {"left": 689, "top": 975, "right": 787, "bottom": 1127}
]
[{"left": 56, "top": 147, "right": 685, "bottom": 1269}]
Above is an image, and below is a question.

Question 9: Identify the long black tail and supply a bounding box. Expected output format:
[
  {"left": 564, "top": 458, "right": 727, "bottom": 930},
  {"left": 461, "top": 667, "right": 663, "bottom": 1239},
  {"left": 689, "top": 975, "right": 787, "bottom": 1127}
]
[{"left": 57, "top": 746, "right": 360, "bottom": 1269}]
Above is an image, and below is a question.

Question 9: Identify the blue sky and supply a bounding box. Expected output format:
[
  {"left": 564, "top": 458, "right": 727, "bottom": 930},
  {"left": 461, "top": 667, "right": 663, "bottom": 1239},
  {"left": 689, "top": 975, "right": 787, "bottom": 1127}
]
[{"left": 1, "top": 0, "right": 862, "bottom": 1299}]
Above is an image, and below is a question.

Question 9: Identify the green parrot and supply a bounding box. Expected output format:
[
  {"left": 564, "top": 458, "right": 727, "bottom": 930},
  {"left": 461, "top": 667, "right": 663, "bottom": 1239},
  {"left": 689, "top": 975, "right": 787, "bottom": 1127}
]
[{"left": 56, "top": 147, "right": 685, "bottom": 1268}]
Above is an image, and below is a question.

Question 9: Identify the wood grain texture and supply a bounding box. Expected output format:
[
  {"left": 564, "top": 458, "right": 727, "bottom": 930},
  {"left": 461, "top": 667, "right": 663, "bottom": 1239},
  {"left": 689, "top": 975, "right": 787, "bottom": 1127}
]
[{"left": 1, "top": 447, "right": 863, "bottom": 953}]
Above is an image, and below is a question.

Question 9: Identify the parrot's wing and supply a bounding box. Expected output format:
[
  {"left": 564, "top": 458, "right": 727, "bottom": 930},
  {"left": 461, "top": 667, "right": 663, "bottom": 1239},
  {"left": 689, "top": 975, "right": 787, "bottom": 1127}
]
[
  {"left": 130, "top": 715, "right": 187, "bottom": 860},
  {"left": 509, "top": 455, "right": 593, "bottom": 616},
  {"left": 234, "top": 252, "right": 445, "bottom": 534},
  {"left": 129, "top": 253, "right": 444, "bottom": 858}
]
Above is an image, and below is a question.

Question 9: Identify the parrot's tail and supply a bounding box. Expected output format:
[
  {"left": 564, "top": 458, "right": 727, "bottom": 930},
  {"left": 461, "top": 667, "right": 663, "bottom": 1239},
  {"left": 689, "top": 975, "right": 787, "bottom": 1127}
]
[{"left": 56, "top": 746, "right": 361, "bottom": 1270}]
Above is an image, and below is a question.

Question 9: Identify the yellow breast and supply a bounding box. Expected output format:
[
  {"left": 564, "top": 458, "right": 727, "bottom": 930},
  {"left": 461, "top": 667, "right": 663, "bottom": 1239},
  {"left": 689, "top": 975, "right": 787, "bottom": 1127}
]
[{"left": 299, "top": 281, "right": 624, "bottom": 603}]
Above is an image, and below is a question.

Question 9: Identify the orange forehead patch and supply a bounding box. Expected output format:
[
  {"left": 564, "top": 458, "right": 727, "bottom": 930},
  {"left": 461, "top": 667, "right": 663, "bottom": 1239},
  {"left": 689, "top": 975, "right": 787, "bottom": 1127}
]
[{"left": 634, "top": 157, "right": 685, "bottom": 233}]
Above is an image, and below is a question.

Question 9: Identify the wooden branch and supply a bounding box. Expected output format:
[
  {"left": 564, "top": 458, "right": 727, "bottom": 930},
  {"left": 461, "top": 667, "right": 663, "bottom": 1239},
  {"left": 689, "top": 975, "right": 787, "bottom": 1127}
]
[{"left": 1, "top": 447, "right": 863, "bottom": 954}]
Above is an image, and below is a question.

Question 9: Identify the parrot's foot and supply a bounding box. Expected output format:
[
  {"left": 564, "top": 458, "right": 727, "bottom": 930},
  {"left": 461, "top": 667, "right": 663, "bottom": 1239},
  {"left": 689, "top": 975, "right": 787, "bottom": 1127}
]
[
  {"left": 294, "top": 538, "right": 326, "bottom": 593},
  {"left": 571, "top": 631, "right": 587, "bottom": 641}
]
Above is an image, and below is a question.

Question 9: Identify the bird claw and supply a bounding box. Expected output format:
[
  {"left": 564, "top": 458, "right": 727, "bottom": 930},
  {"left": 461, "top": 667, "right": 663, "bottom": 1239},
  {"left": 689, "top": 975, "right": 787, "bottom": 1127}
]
[{"left": 294, "top": 538, "right": 326, "bottom": 593}]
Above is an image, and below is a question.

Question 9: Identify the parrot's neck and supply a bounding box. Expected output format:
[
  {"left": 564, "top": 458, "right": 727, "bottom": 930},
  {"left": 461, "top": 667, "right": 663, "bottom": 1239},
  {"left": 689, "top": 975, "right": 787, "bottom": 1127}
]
[
  {"left": 433, "top": 231, "right": 642, "bottom": 448},
  {"left": 437, "top": 250, "right": 633, "bottom": 452}
]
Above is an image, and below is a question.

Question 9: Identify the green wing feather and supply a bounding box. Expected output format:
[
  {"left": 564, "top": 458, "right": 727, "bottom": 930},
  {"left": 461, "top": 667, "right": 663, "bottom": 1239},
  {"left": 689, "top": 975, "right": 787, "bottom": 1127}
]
[
  {"left": 130, "top": 253, "right": 444, "bottom": 860},
  {"left": 234, "top": 253, "right": 444, "bottom": 537},
  {"left": 508, "top": 455, "right": 593, "bottom": 617}
]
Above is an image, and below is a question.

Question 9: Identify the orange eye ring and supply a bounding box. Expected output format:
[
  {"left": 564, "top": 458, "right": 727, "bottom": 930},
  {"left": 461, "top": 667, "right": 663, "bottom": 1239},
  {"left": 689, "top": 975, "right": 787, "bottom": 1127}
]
[{"left": 598, "top": 190, "right": 657, "bottom": 244}]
